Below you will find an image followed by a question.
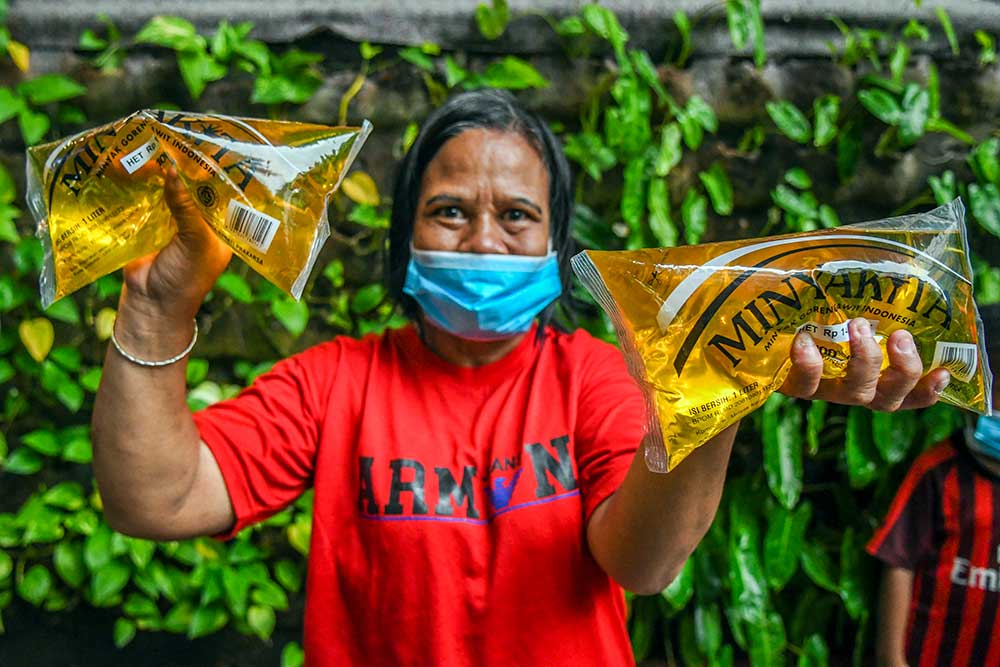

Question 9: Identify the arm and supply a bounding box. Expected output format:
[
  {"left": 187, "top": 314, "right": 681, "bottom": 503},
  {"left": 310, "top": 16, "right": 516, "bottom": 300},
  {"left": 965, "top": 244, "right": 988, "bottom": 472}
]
[
  {"left": 91, "top": 169, "right": 235, "bottom": 541},
  {"left": 876, "top": 567, "right": 914, "bottom": 667},
  {"left": 587, "top": 425, "right": 736, "bottom": 594},
  {"left": 587, "top": 320, "right": 946, "bottom": 594}
]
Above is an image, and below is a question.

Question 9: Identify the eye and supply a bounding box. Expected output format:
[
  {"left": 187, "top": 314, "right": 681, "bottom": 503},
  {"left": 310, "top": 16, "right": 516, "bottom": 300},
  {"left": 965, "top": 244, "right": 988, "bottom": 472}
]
[
  {"left": 506, "top": 209, "right": 532, "bottom": 222},
  {"left": 434, "top": 206, "right": 464, "bottom": 219}
]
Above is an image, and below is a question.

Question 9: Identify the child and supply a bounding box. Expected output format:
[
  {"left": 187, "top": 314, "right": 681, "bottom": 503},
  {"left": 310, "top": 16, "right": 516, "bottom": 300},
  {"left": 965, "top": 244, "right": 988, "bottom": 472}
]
[{"left": 868, "top": 303, "right": 1000, "bottom": 667}]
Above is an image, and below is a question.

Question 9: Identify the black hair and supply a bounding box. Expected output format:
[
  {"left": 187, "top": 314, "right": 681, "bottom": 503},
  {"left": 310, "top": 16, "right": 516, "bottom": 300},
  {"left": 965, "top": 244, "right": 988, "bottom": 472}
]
[{"left": 386, "top": 88, "right": 574, "bottom": 334}]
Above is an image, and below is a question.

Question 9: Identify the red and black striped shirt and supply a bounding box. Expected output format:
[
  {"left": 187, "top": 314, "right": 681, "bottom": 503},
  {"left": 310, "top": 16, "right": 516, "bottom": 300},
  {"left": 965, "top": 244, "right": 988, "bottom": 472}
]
[{"left": 867, "top": 438, "right": 1000, "bottom": 667}]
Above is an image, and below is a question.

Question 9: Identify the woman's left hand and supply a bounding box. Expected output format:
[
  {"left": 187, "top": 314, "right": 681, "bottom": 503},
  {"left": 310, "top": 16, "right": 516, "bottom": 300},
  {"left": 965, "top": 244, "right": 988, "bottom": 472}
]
[{"left": 780, "top": 317, "right": 950, "bottom": 412}]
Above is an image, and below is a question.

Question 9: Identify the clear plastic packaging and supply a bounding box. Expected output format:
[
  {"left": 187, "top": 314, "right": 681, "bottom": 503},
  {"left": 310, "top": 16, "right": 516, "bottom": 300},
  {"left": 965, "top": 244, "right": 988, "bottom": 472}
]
[
  {"left": 572, "top": 199, "right": 994, "bottom": 471},
  {"left": 26, "top": 109, "right": 372, "bottom": 307}
]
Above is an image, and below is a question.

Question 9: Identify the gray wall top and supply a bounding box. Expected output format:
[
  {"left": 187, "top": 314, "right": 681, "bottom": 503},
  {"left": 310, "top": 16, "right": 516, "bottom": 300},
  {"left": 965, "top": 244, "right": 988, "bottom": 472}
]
[{"left": 9, "top": 0, "right": 1000, "bottom": 56}]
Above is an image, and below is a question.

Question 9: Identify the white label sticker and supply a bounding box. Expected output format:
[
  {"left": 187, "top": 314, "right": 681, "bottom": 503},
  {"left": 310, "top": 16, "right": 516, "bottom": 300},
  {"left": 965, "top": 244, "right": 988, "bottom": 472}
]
[
  {"left": 931, "top": 342, "right": 978, "bottom": 383},
  {"left": 797, "top": 319, "right": 880, "bottom": 343},
  {"left": 224, "top": 200, "right": 280, "bottom": 253},
  {"left": 119, "top": 137, "right": 160, "bottom": 175}
]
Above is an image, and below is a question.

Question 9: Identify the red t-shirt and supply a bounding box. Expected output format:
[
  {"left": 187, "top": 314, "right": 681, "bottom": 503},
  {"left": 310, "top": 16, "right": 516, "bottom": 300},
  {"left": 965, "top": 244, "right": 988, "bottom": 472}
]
[
  {"left": 193, "top": 324, "right": 647, "bottom": 666},
  {"left": 867, "top": 439, "right": 1000, "bottom": 667}
]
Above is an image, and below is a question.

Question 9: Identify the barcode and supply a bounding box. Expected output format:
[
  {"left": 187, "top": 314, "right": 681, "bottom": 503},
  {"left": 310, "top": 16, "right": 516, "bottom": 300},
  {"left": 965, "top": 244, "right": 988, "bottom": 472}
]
[
  {"left": 931, "top": 342, "right": 978, "bottom": 383},
  {"left": 224, "top": 200, "right": 279, "bottom": 253}
]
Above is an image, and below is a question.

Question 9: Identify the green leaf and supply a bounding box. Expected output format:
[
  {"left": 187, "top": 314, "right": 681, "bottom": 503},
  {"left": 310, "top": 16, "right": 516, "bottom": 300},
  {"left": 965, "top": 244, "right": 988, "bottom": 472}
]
[
  {"left": 127, "top": 538, "right": 156, "bottom": 569},
  {"left": 699, "top": 162, "right": 734, "bottom": 216},
  {"left": 62, "top": 433, "right": 92, "bottom": 463},
  {"left": 805, "top": 400, "right": 827, "bottom": 454},
  {"left": 629, "top": 596, "right": 656, "bottom": 661},
  {"left": 653, "top": 123, "right": 682, "bottom": 178},
  {"left": 648, "top": 178, "right": 678, "bottom": 247},
  {"left": 17, "top": 74, "right": 86, "bottom": 105},
  {"left": 936, "top": 7, "right": 959, "bottom": 56},
  {"left": 134, "top": 16, "right": 204, "bottom": 52},
  {"left": 84, "top": 524, "right": 114, "bottom": 571},
  {"left": 799, "top": 634, "right": 829, "bottom": 667},
  {"left": 247, "top": 604, "right": 276, "bottom": 640},
  {"left": 275, "top": 559, "right": 302, "bottom": 593},
  {"left": 188, "top": 603, "right": 228, "bottom": 639},
  {"left": 969, "top": 138, "right": 1000, "bottom": 185},
  {"left": 766, "top": 100, "right": 811, "bottom": 143},
  {"left": 114, "top": 618, "right": 137, "bottom": 649},
  {"left": 839, "top": 528, "right": 867, "bottom": 619},
  {"left": 660, "top": 557, "right": 693, "bottom": 609},
  {"left": 969, "top": 183, "right": 1000, "bottom": 238},
  {"left": 22, "top": 429, "right": 59, "bottom": 456},
  {"left": 0, "top": 87, "right": 22, "bottom": 124},
  {"left": 621, "top": 157, "right": 647, "bottom": 244},
  {"left": 582, "top": 4, "right": 629, "bottom": 52},
  {"left": 351, "top": 284, "right": 385, "bottom": 314},
  {"left": 53, "top": 541, "right": 86, "bottom": 588},
  {"left": 4, "top": 447, "right": 43, "bottom": 475},
  {"left": 747, "top": 611, "right": 786, "bottom": 667},
  {"left": 271, "top": 298, "right": 309, "bottom": 336},
  {"left": 478, "top": 56, "right": 548, "bottom": 90},
  {"left": 762, "top": 395, "right": 803, "bottom": 509},
  {"left": 898, "top": 84, "right": 930, "bottom": 145},
  {"left": 872, "top": 411, "right": 917, "bottom": 464},
  {"left": 681, "top": 189, "right": 707, "bottom": 245},
  {"left": 858, "top": 88, "right": 901, "bottom": 126},
  {"left": 18, "top": 564, "right": 52, "bottom": 606},
  {"left": 784, "top": 168, "right": 812, "bottom": 190},
  {"left": 845, "top": 407, "right": 879, "bottom": 488},
  {"left": 43, "top": 482, "right": 84, "bottom": 510},
  {"left": 764, "top": 502, "right": 812, "bottom": 589},
  {"left": 92, "top": 559, "right": 131, "bottom": 606},
  {"left": 977, "top": 30, "right": 997, "bottom": 66},
  {"left": 79, "top": 28, "right": 108, "bottom": 51},
  {"left": 443, "top": 55, "right": 467, "bottom": 89},
  {"left": 772, "top": 184, "right": 818, "bottom": 220},
  {"left": 216, "top": 272, "right": 253, "bottom": 303},
  {"left": 49, "top": 345, "right": 81, "bottom": 370},
  {"left": 928, "top": 170, "right": 957, "bottom": 206},
  {"left": 694, "top": 602, "right": 723, "bottom": 657},
  {"left": 673, "top": 11, "right": 692, "bottom": 66},
  {"left": 564, "top": 132, "right": 616, "bottom": 181},
  {"left": 18, "top": 108, "right": 50, "bottom": 145},
  {"left": 282, "top": 642, "right": 305, "bottom": 667},
  {"left": 221, "top": 566, "right": 251, "bottom": 616},
  {"left": 251, "top": 579, "right": 289, "bottom": 611},
  {"left": 0, "top": 550, "right": 12, "bottom": 582},
  {"left": 475, "top": 0, "right": 509, "bottom": 40},
  {"left": 889, "top": 42, "right": 910, "bottom": 85},
  {"left": 177, "top": 49, "right": 227, "bottom": 100},
  {"left": 800, "top": 543, "right": 839, "bottom": 593},
  {"left": 728, "top": 489, "right": 767, "bottom": 623},
  {"left": 359, "top": 41, "right": 382, "bottom": 61},
  {"left": 686, "top": 95, "right": 717, "bottom": 133},
  {"left": 813, "top": 95, "right": 839, "bottom": 148},
  {"left": 399, "top": 47, "right": 435, "bottom": 72}
]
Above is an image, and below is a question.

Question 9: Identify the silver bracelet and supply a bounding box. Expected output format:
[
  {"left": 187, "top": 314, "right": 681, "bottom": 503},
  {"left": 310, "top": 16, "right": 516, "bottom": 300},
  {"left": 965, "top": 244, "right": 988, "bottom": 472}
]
[{"left": 111, "top": 319, "right": 198, "bottom": 367}]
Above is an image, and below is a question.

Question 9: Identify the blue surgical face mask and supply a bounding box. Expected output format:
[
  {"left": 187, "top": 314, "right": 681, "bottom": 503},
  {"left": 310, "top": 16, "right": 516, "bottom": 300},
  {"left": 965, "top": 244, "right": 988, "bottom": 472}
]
[
  {"left": 970, "top": 414, "right": 1000, "bottom": 461},
  {"left": 403, "top": 246, "right": 563, "bottom": 341}
]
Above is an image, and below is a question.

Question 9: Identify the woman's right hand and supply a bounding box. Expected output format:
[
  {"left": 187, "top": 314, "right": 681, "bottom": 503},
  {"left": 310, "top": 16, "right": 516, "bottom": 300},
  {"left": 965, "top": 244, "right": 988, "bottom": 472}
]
[{"left": 121, "top": 167, "right": 232, "bottom": 323}]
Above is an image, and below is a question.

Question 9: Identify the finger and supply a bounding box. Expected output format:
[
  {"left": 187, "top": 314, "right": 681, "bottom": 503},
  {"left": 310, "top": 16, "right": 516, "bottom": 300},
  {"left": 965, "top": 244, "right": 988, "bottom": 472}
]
[
  {"left": 867, "top": 329, "right": 925, "bottom": 411},
  {"left": 779, "top": 331, "right": 824, "bottom": 398},
  {"left": 898, "top": 368, "right": 951, "bottom": 410},
  {"left": 840, "top": 318, "right": 882, "bottom": 405}
]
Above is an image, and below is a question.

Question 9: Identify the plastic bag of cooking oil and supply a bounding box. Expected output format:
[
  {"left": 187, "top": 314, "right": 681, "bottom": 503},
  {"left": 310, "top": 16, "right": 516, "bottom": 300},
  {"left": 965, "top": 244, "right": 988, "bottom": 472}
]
[
  {"left": 26, "top": 109, "right": 372, "bottom": 307},
  {"left": 572, "top": 198, "right": 993, "bottom": 472}
]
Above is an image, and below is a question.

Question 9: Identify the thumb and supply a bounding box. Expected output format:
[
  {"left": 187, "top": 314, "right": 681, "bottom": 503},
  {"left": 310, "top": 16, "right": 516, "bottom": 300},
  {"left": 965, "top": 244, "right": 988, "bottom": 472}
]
[{"left": 163, "top": 167, "right": 215, "bottom": 245}]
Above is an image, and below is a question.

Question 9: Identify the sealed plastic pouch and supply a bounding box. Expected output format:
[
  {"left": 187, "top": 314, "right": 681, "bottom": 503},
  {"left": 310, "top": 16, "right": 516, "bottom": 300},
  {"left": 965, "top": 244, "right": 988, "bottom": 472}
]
[
  {"left": 572, "top": 199, "right": 993, "bottom": 471},
  {"left": 26, "top": 109, "right": 372, "bottom": 307}
]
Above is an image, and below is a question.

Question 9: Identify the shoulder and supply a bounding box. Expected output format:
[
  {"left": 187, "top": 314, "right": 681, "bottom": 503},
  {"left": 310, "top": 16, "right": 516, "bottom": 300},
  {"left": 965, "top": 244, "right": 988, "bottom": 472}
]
[{"left": 906, "top": 438, "right": 961, "bottom": 483}]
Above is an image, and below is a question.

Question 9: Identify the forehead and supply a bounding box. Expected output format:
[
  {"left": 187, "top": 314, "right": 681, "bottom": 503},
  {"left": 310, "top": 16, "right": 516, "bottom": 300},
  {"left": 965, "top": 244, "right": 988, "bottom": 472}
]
[{"left": 420, "top": 128, "right": 549, "bottom": 200}]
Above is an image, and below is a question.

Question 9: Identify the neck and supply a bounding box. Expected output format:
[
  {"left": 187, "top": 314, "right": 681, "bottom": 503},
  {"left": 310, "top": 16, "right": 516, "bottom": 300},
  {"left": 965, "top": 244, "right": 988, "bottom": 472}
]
[{"left": 419, "top": 317, "right": 528, "bottom": 367}]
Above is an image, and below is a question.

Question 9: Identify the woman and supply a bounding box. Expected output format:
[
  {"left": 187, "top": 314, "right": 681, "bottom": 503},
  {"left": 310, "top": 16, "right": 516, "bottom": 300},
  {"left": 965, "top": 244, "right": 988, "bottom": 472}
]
[{"left": 92, "top": 89, "right": 948, "bottom": 666}]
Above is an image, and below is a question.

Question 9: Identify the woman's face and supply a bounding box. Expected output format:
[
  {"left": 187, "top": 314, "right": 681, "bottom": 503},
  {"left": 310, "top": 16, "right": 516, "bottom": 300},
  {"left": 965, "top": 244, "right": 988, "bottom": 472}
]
[{"left": 412, "top": 128, "right": 551, "bottom": 257}]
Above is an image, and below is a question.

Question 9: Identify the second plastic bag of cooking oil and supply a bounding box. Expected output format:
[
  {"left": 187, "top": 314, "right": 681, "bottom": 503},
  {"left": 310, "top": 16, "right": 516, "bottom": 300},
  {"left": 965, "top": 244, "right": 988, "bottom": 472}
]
[
  {"left": 572, "top": 199, "right": 993, "bottom": 471},
  {"left": 26, "top": 109, "right": 372, "bottom": 307}
]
